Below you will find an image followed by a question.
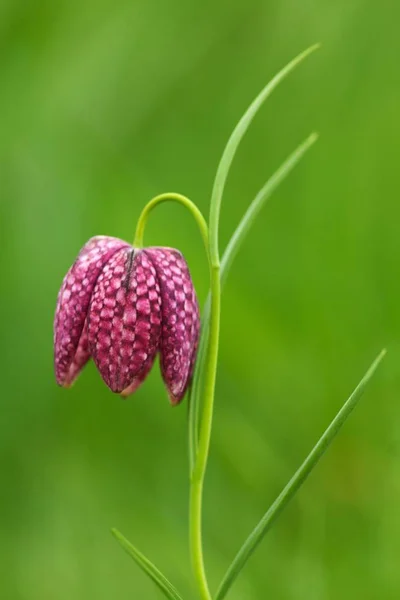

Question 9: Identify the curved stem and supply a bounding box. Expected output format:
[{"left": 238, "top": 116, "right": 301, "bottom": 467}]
[
  {"left": 133, "top": 191, "right": 214, "bottom": 599},
  {"left": 133, "top": 192, "right": 209, "bottom": 252}
]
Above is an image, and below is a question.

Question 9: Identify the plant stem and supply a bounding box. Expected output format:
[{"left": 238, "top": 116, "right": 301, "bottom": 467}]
[
  {"left": 190, "top": 264, "right": 220, "bottom": 600},
  {"left": 133, "top": 191, "right": 216, "bottom": 598},
  {"left": 133, "top": 192, "right": 209, "bottom": 251}
]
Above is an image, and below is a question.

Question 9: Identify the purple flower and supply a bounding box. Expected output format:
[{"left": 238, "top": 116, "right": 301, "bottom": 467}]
[{"left": 54, "top": 236, "right": 200, "bottom": 404}]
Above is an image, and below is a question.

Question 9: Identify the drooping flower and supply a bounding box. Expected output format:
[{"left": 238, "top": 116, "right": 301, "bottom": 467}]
[{"left": 54, "top": 236, "right": 200, "bottom": 404}]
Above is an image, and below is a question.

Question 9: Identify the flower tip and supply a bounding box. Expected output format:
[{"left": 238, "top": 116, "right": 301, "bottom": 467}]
[
  {"left": 56, "top": 375, "right": 75, "bottom": 389},
  {"left": 120, "top": 378, "right": 143, "bottom": 398},
  {"left": 168, "top": 390, "right": 185, "bottom": 406}
]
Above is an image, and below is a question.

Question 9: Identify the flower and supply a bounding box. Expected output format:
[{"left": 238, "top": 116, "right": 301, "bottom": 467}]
[{"left": 54, "top": 236, "right": 200, "bottom": 404}]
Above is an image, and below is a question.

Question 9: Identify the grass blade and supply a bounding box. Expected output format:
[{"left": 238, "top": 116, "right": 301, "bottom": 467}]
[
  {"left": 208, "top": 43, "right": 320, "bottom": 260},
  {"left": 112, "top": 528, "right": 184, "bottom": 600},
  {"left": 189, "top": 132, "right": 319, "bottom": 473},
  {"left": 215, "top": 349, "right": 387, "bottom": 600},
  {"left": 221, "top": 132, "right": 318, "bottom": 280}
]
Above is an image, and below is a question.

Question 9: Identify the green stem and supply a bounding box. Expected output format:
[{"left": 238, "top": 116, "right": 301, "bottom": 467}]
[
  {"left": 188, "top": 105, "right": 226, "bottom": 595},
  {"left": 190, "top": 265, "right": 220, "bottom": 600},
  {"left": 133, "top": 191, "right": 215, "bottom": 599},
  {"left": 133, "top": 192, "right": 209, "bottom": 251}
]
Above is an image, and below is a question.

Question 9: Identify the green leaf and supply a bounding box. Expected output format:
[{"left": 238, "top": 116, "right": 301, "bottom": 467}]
[
  {"left": 208, "top": 43, "right": 320, "bottom": 262},
  {"left": 221, "top": 132, "right": 318, "bottom": 281},
  {"left": 214, "top": 349, "right": 387, "bottom": 600},
  {"left": 112, "top": 528, "right": 184, "bottom": 600},
  {"left": 189, "top": 132, "right": 319, "bottom": 474}
]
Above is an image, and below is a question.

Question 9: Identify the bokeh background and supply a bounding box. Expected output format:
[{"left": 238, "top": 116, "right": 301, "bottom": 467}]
[{"left": 1, "top": 1, "right": 399, "bottom": 599}]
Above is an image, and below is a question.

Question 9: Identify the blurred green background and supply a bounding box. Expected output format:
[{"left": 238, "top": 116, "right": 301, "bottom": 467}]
[{"left": 1, "top": 0, "right": 399, "bottom": 598}]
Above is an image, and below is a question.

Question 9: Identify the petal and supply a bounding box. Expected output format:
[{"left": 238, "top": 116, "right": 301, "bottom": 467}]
[
  {"left": 63, "top": 325, "right": 90, "bottom": 387},
  {"left": 188, "top": 292, "right": 201, "bottom": 381},
  {"left": 87, "top": 248, "right": 162, "bottom": 393},
  {"left": 54, "top": 235, "right": 129, "bottom": 386},
  {"left": 144, "top": 247, "right": 200, "bottom": 404},
  {"left": 119, "top": 355, "right": 157, "bottom": 398}
]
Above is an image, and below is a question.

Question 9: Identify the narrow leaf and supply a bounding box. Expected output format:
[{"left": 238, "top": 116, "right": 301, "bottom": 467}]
[
  {"left": 221, "top": 132, "right": 318, "bottom": 280},
  {"left": 208, "top": 43, "right": 320, "bottom": 260},
  {"left": 189, "top": 132, "right": 319, "bottom": 473},
  {"left": 112, "top": 528, "right": 184, "bottom": 600},
  {"left": 215, "top": 349, "right": 386, "bottom": 600}
]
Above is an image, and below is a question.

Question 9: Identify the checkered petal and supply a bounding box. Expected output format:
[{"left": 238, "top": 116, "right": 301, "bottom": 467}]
[
  {"left": 144, "top": 247, "right": 200, "bottom": 404},
  {"left": 63, "top": 324, "right": 90, "bottom": 387},
  {"left": 54, "top": 236, "right": 129, "bottom": 386},
  {"left": 87, "top": 248, "right": 162, "bottom": 393}
]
